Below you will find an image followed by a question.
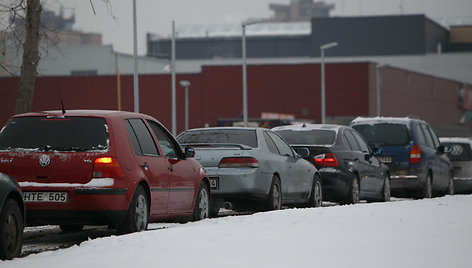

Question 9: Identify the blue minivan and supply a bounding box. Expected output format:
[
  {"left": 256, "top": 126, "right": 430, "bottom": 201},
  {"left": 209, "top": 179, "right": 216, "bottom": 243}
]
[{"left": 350, "top": 117, "right": 453, "bottom": 198}]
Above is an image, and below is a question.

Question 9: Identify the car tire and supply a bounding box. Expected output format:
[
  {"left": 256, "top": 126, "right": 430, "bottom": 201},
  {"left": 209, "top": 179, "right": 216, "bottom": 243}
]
[
  {"left": 0, "top": 199, "right": 23, "bottom": 260},
  {"left": 59, "top": 224, "right": 84, "bottom": 233},
  {"left": 193, "top": 182, "right": 210, "bottom": 221},
  {"left": 266, "top": 175, "right": 282, "bottom": 211},
  {"left": 345, "top": 176, "right": 360, "bottom": 205},
  {"left": 447, "top": 173, "right": 454, "bottom": 196},
  {"left": 380, "top": 175, "right": 391, "bottom": 202},
  {"left": 308, "top": 174, "right": 322, "bottom": 208},
  {"left": 118, "top": 185, "right": 148, "bottom": 234},
  {"left": 419, "top": 174, "right": 433, "bottom": 199}
]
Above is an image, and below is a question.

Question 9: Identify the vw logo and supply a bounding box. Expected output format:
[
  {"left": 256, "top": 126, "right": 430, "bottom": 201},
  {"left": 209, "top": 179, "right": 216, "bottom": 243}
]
[{"left": 39, "top": 154, "right": 51, "bottom": 167}]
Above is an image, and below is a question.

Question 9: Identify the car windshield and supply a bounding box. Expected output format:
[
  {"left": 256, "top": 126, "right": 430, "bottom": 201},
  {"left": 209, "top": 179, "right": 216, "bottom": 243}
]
[
  {"left": 352, "top": 123, "right": 410, "bottom": 146},
  {"left": 0, "top": 116, "right": 109, "bottom": 151},
  {"left": 275, "top": 129, "right": 336, "bottom": 145},
  {"left": 177, "top": 129, "right": 258, "bottom": 148}
]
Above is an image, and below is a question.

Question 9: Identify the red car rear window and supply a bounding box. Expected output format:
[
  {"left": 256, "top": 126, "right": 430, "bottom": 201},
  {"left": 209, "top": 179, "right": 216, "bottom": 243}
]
[{"left": 0, "top": 116, "right": 109, "bottom": 151}]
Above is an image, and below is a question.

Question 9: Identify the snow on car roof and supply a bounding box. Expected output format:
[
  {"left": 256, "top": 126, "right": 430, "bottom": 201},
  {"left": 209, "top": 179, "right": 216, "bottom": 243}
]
[
  {"left": 439, "top": 137, "right": 472, "bottom": 144},
  {"left": 350, "top": 116, "right": 425, "bottom": 125},
  {"left": 272, "top": 123, "right": 343, "bottom": 132}
]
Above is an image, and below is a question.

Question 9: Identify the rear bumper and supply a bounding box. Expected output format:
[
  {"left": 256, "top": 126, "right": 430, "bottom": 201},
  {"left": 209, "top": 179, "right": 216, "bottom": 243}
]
[
  {"left": 454, "top": 177, "right": 472, "bottom": 194},
  {"left": 319, "top": 168, "right": 350, "bottom": 202},
  {"left": 19, "top": 178, "right": 132, "bottom": 226},
  {"left": 205, "top": 167, "right": 272, "bottom": 202},
  {"left": 389, "top": 168, "right": 424, "bottom": 193}
]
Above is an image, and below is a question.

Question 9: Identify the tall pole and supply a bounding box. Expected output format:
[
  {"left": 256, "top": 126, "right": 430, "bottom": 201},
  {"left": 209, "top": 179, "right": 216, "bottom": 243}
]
[
  {"left": 320, "top": 42, "right": 338, "bottom": 124},
  {"left": 171, "top": 21, "right": 177, "bottom": 136},
  {"left": 242, "top": 24, "right": 248, "bottom": 127},
  {"left": 376, "top": 64, "right": 386, "bottom": 117},
  {"left": 185, "top": 85, "right": 189, "bottom": 130},
  {"left": 115, "top": 53, "right": 121, "bottom": 111},
  {"left": 321, "top": 49, "right": 326, "bottom": 124},
  {"left": 132, "top": 0, "right": 139, "bottom": 113}
]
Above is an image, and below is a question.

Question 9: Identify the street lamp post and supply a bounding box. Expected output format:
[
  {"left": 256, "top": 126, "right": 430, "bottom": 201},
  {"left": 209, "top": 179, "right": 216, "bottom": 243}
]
[
  {"left": 179, "top": 80, "right": 191, "bottom": 131},
  {"left": 320, "top": 42, "right": 338, "bottom": 124},
  {"left": 242, "top": 20, "right": 261, "bottom": 127},
  {"left": 376, "top": 64, "right": 387, "bottom": 117},
  {"left": 132, "top": 0, "right": 139, "bottom": 113}
]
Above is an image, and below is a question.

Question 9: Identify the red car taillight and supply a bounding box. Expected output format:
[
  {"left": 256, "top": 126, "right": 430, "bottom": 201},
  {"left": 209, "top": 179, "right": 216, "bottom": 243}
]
[
  {"left": 93, "top": 157, "right": 125, "bottom": 178},
  {"left": 218, "top": 157, "right": 259, "bottom": 168},
  {"left": 314, "top": 153, "right": 339, "bottom": 167},
  {"left": 410, "top": 144, "right": 421, "bottom": 164}
]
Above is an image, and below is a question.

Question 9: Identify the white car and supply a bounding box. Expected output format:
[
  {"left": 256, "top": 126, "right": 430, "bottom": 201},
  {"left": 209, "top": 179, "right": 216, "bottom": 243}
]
[{"left": 440, "top": 137, "right": 472, "bottom": 194}]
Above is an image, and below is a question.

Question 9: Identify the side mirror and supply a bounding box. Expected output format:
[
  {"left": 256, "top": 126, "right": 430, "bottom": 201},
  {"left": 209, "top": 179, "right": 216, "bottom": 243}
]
[
  {"left": 437, "top": 145, "right": 445, "bottom": 154},
  {"left": 185, "top": 146, "right": 195, "bottom": 158},
  {"left": 364, "top": 153, "right": 372, "bottom": 161},
  {"left": 372, "top": 147, "right": 383, "bottom": 156},
  {"left": 295, "top": 147, "right": 310, "bottom": 158}
]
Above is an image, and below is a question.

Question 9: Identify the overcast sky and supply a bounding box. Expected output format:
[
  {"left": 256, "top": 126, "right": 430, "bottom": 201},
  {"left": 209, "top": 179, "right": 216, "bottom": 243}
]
[{"left": 45, "top": 0, "right": 472, "bottom": 55}]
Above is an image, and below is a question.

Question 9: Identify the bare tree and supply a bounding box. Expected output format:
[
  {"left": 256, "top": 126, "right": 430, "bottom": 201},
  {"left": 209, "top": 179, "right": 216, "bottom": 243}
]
[{"left": 14, "top": 0, "right": 41, "bottom": 114}]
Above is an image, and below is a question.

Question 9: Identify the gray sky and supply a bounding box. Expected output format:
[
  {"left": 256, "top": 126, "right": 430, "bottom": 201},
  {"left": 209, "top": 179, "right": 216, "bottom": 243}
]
[{"left": 47, "top": 0, "right": 472, "bottom": 55}]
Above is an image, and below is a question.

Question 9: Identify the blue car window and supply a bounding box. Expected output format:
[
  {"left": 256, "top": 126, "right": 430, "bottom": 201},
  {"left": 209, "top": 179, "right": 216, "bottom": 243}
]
[{"left": 420, "top": 124, "right": 435, "bottom": 148}]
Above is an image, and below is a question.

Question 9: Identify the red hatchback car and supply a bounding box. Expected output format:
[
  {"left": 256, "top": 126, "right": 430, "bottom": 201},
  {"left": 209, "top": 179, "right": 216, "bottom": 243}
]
[{"left": 0, "top": 110, "right": 210, "bottom": 233}]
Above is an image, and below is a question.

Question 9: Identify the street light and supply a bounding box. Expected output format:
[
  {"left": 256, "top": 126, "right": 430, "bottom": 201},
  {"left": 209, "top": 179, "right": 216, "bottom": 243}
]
[
  {"left": 320, "top": 42, "right": 338, "bottom": 124},
  {"left": 242, "top": 20, "right": 262, "bottom": 127},
  {"left": 179, "top": 80, "right": 191, "bottom": 131},
  {"left": 376, "top": 64, "right": 387, "bottom": 117},
  {"left": 132, "top": 0, "right": 139, "bottom": 113}
]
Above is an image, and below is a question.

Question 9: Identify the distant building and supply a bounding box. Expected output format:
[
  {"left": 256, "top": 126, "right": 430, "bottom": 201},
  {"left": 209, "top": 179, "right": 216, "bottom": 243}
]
[
  {"left": 11, "top": 8, "right": 102, "bottom": 46},
  {"left": 268, "top": 0, "right": 335, "bottom": 22},
  {"left": 147, "top": 15, "right": 462, "bottom": 60}
]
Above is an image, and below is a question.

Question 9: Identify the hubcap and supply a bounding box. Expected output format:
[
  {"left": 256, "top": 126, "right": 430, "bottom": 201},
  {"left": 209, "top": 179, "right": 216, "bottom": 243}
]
[
  {"left": 314, "top": 180, "right": 322, "bottom": 207},
  {"left": 352, "top": 179, "right": 359, "bottom": 203},
  {"left": 135, "top": 195, "right": 148, "bottom": 231},
  {"left": 384, "top": 177, "right": 391, "bottom": 201},
  {"left": 198, "top": 188, "right": 209, "bottom": 219},
  {"left": 272, "top": 183, "right": 281, "bottom": 209},
  {"left": 4, "top": 213, "right": 19, "bottom": 253}
]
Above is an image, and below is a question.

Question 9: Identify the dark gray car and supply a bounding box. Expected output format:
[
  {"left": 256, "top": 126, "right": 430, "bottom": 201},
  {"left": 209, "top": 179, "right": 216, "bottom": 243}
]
[
  {"left": 0, "top": 173, "right": 25, "bottom": 260},
  {"left": 177, "top": 127, "right": 322, "bottom": 215}
]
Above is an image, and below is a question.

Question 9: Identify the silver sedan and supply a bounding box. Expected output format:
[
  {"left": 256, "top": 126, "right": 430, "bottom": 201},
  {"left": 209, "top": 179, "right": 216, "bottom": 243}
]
[{"left": 177, "top": 127, "right": 322, "bottom": 216}]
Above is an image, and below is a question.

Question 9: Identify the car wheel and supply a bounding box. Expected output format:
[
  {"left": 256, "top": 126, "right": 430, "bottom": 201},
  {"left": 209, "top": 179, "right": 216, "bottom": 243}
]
[
  {"left": 419, "top": 174, "right": 433, "bottom": 199},
  {"left": 118, "top": 185, "right": 148, "bottom": 234},
  {"left": 193, "top": 182, "right": 210, "bottom": 221},
  {"left": 59, "top": 224, "right": 84, "bottom": 233},
  {"left": 0, "top": 199, "right": 23, "bottom": 260},
  {"left": 266, "top": 175, "right": 282, "bottom": 211},
  {"left": 447, "top": 173, "right": 454, "bottom": 196},
  {"left": 381, "top": 175, "right": 391, "bottom": 202},
  {"left": 345, "top": 176, "right": 360, "bottom": 204},
  {"left": 308, "top": 174, "right": 322, "bottom": 208}
]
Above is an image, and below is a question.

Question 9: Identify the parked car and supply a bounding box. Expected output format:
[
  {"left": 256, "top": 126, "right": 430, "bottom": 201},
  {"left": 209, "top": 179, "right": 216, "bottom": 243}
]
[
  {"left": 272, "top": 124, "right": 390, "bottom": 204},
  {"left": 351, "top": 117, "right": 453, "bottom": 198},
  {"left": 0, "top": 173, "right": 25, "bottom": 260},
  {"left": 0, "top": 110, "right": 210, "bottom": 234},
  {"left": 439, "top": 137, "right": 472, "bottom": 194},
  {"left": 177, "top": 127, "right": 322, "bottom": 215}
]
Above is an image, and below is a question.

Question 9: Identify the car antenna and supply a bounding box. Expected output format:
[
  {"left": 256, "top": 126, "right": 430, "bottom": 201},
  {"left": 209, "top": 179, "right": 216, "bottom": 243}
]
[{"left": 56, "top": 83, "right": 66, "bottom": 116}]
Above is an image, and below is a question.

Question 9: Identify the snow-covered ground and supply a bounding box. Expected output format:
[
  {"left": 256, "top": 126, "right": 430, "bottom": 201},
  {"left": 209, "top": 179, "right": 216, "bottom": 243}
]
[{"left": 3, "top": 195, "right": 471, "bottom": 268}]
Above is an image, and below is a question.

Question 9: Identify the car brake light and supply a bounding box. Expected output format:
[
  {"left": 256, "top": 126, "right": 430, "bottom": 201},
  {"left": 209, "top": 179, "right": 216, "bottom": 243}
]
[
  {"left": 218, "top": 157, "right": 258, "bottom": 168},
  {"left": 314, "top": 153, "right": 338, "bottom": 167},
  {"left": 410, "top": 144, "right": 421, "bottom": 164},
  {"left": 93, "top": 157, "right": 124, "bottom": 178}
]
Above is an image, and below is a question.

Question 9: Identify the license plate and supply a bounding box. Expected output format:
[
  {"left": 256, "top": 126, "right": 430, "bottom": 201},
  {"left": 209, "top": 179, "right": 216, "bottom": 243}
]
[
  {"left": 209, "top": 177, "right": 219, "bottom": 190},
  {"left": 378, "top": 156, "right": 392, "bottom": 163},
  {"left": 23, "top": 192, "right": 68, "bottom": 203}
]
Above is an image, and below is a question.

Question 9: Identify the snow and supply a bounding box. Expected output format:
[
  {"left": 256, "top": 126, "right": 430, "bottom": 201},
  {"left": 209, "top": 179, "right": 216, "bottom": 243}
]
[
  {"left": 3, "top": 195, "right": 472, "bottom": 268},
  {"left": 19, "top": 178, "right": 115, "bottom": 188}
]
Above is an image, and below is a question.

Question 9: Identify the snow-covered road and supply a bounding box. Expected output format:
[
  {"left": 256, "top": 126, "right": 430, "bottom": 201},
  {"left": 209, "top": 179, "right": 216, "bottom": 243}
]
[{"left": 3, "top": 195, "right": 471, "bottom": 268}]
